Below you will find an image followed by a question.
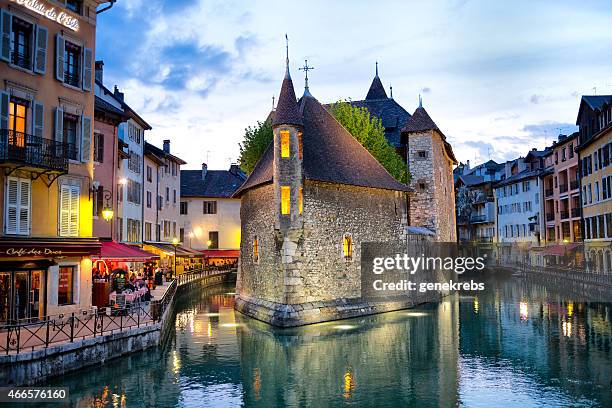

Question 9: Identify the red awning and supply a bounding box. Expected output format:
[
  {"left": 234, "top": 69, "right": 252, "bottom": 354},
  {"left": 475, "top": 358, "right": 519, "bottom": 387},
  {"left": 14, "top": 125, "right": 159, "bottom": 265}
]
[
  {"left": 92, "top": 241, "right": 159, "bottom": 261},
  {"left": 200, "top": 249, "right": 240, "bottom": 259},
  {"left": 543, "top": 243, "right": 581, "bottom": 256}
]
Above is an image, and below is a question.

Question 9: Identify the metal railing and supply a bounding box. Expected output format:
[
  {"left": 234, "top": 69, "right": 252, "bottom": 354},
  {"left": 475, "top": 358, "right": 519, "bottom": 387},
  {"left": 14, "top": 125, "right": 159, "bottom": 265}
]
[
  {"left": 570, "top": 180, "right": 580, "bottom": 191},
  {"left": 470, "top": 214, "right": 487, "bottom": 223},
  {"left": 12, "top": 50, "right": 31, "bottom": 70},
  {"left": 560, "top": 211, "right": 569, "bottom": 220},
  {"left": 545, "top": 188, "right": 554, "bottom": 197},
  {"left": 0, "top": 305, "right": 156, "bottom": 355},
  {"left": 559, "top": 183, "right": 568, "bottom": 194},
  {"left": 0, "top": 130, "right": 70, "bottom": 172},
  {"left": 546, "top": 213, "right": 555, "bottom": 222},
  {"left": 571, "top": 208, "right": 581, "bottom": 218}
]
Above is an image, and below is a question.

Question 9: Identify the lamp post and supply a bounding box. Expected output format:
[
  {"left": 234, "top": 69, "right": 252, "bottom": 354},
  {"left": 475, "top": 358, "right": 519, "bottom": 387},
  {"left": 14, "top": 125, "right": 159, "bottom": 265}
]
[
  {"left": 172, "top": 237, "right": 179, "bottom": 278},
  {"left": 90, "top": 184, "right": 115, "bottom": 236}
]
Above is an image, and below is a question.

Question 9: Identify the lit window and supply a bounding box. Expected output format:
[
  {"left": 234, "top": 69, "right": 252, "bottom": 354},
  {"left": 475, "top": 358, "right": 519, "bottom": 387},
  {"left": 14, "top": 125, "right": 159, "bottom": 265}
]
[
  {"left": 253, "top": 236, "right": 259, "bottom": 263},
  {"left": 58, "top": 266, "right": 76, "bottom": 305},
  {"left": 281, "top": 186, "right": 290, "bottom": 215},
  {"left": 299, "top": 187, "right": 303, "bottom": 214},
  {"left": 343, "top": 234, "right": 353, "bottom": 260},
  {"left": 298, "top": 132, "right": 303, "bottom": 159},
  {"left": 280, "top": 130, "right": 290, "bottom": 158}
]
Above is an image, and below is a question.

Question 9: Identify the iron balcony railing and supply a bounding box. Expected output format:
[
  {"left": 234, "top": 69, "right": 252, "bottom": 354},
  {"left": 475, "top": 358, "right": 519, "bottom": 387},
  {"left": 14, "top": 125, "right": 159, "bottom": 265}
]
[
  {"left": 12, "top": 50, "right": 31, "bottom": 70},
  {"left": 560, "top": 210, "right": 569, "bottom": 220},
  {"left": 546, "top": 213, "right": 555, "bottom": 222},
  {"left": 545, "top": 188, "right": 554, "bottom": 197},
  {"left": 0, "top": 129, "right": 70, "bottom": 172},
  {"left": 470, "top": 214, "right": 488, "bottom": 223},
  {"left": 559, "top": 183, "right": 568, "bottom": 194},
  {"left": 571, "top": 208, "right": 581, "bottom": 218}
]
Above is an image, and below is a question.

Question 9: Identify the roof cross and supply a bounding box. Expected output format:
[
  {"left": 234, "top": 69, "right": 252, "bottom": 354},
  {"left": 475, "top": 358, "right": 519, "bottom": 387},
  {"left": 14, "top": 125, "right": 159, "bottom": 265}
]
[{"left": 299, "top": 59, "right": 315, "bottom": 95}]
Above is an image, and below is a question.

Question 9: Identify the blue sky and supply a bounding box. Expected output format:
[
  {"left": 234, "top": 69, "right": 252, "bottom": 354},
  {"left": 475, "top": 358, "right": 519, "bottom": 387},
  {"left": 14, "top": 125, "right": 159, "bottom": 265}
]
[{"left": 96, "top": 0, "right": 612, "bottom": 170}]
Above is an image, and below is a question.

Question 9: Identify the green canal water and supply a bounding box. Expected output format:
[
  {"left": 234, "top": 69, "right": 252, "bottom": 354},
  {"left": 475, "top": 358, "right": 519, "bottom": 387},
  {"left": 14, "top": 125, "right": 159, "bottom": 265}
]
[{"left": 44, "top": 275, "right": 611, "bottom": 407}]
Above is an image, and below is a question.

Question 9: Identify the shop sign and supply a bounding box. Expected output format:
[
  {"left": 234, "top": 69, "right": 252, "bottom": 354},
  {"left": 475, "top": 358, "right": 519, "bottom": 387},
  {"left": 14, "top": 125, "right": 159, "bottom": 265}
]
[
  {"left": 0, "top": 248, "right": 63, "bottom": 257},
  {"left": 9, "top": 0, "right": 80, "bottom": 31}
]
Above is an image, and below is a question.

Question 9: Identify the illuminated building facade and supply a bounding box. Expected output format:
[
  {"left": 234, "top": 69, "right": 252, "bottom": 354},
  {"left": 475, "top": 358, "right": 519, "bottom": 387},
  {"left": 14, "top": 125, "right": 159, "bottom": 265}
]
[{"left": 0, "top": 0, "right": 106, "bottom": 323}]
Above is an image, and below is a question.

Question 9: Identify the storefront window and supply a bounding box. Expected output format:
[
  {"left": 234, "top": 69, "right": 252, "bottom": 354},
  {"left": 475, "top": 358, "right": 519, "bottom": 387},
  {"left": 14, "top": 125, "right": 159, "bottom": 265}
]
[{"left": 58, "top": 266, "right": 75, "bottom": 305}]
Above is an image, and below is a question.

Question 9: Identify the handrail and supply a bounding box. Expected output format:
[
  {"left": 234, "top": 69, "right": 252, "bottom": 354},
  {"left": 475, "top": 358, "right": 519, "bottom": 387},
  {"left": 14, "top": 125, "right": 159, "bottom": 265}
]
[{"left": 0, "top": 129, "right": 70, "bottom": 172}]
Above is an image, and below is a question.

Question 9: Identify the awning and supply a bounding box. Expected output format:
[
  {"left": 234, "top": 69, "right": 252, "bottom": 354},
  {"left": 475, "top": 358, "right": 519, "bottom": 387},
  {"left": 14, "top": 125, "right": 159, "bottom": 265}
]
[
  {"left": 145, "top": 242, "right": 203, "bottom": 258},
  {"left": 92, "top": 241, "right": 159, "bottom": 261},
  {"left": 543, "top": 243, "right": 582, "bottom": 256},
  {"left": 201, "top": 249, "right": 240, "bottom": 259}
]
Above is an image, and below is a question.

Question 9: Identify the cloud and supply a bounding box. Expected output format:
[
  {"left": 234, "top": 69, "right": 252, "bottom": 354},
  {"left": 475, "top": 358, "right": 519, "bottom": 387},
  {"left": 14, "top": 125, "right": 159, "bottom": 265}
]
[
  {"left": 530, "top": 94, "right": 541, "bottom": 104},
  {"left": 522, "top": 121, "right": 578, "bottom": 138},
  {"left": 421, "top": 87, "right": 431, "bottom": 93}
]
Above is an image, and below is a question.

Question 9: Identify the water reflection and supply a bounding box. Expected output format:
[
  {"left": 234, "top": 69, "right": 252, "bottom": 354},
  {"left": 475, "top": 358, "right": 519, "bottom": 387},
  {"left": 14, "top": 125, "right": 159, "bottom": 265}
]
[{"left": 34, "top": 275, "right": 612, "bottom": 407}]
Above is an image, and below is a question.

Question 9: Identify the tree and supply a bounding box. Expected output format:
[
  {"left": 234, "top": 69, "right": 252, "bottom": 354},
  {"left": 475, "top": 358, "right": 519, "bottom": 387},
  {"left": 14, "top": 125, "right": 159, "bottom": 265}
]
[
  {"left": 329, "top": 101, "right": 408, "bottom": 183},
  {"left": 238, "top": 120, "right": 273, "bottom": 175},
  {"left": 456, "top": 185, "right": 481, "bottom": 241},
  {"left": 238, "top": 101, "right": 408, "bottom": 183}
]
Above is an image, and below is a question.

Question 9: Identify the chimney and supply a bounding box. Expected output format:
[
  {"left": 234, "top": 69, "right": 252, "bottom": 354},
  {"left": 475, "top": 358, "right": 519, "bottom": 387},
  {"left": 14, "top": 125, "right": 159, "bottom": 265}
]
[
  {"left": 202, "top": 163, "right": 208, "bottom": 180},
  {"left": 113, "top": 85, "right": 124, "bottom": 102},
  {"left": 95, "top": 60, "right": 104, "bottom": 83},
  {"left": 163, "top": 139, "right": 170, "bottom": 153}
]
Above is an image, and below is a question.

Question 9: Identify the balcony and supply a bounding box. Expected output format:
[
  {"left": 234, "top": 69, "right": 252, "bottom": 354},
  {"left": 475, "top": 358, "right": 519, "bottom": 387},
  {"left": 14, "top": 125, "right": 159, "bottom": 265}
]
[
  {"left": 560, "top": 211, "right": 569, "bottom": 220},
  {"left": 545, "top": 188, "right": 554, "bottom": 197},
  {"left": 559, "top": 183, "right": 568, "bottom": 194},
  {"left": 570, "top": 180, "right": 579, "bottom": 191},
  {"left": 470, "top": 214, "right": 488, "bottom": 223},
  {"left": 0, "top": 130, "right": 70, "bottom": 175},
  {"left": 571, "top": 208, "right": 581, "bottom": 218},
  {"left": 546, "top": 213, "right": 555, "bottom": 222},
  {"left": 477, "top": 236, "right": 493, "bottom": 243}
]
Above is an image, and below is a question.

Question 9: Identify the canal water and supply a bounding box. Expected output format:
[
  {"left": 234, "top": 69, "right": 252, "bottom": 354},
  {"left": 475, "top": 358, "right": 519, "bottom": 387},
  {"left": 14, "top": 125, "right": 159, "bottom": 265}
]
[{"left": 44, "top": 274, "right": 611, "bottom": 407}]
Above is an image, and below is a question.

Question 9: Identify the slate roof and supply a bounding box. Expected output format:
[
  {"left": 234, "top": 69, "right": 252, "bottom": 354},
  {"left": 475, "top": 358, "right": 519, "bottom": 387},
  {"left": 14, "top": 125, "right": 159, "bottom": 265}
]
[
  {"left": 402, "top": 106, "right": 458, "bottom": 164},
  {"left": 234, "top": 79, "right": 410, "bottom": 197},
  {"left": 457, "top": 175, "right": 485, "bottom": 187},
  {"left": 272, "top": 70, "right": 303, "bottom": 127},
  {"left": 582, "top": 95, "right": 612, "bottom": 111},
  {"left": 94, "top": 95, "right": 126, "bottom": 118},
  {"left": 144, "top": 141, "right": 187, "bottom": 165},
  {"left": 494, "top": 169, "right": 541, "bottom": 188},
  {"left": 349, "top": 98, "right": 411, "bottom": 147},
  {"left": 365, "top": 75, "right": 388, "bottom": 100},
  {"left": 181, "top": 167, "right": 246, "bottom": 198}
]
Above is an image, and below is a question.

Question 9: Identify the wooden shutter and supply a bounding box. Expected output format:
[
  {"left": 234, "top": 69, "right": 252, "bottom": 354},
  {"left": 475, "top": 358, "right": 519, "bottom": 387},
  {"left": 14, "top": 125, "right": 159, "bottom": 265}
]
[
  {"left": 96, "top": 185, "right": 104, "bottom": 216},
  {"left": 32, "top": 101, "right": 44, "bottom": 138},
  {"left": 59, "top": 184, "right": 79, "bottom": 237},
  {"left": 0, "top": 91, "right": 9, "bottom": 131},
  {"left": 80, "top": 115, "right": 92, "bottom": 162},
  {"left": 5, "top": 177, "right": 30, "bottom": 235},
  {"left": 5, "top": 178, "right": 18, "bottom": 234},
  {"left": 55, "top": 34, "right": 65, "bottom": 82},
  {"left": 54, "top": 107, "right": 64, "bottom": 141},
  {"left": 34, "top": 25, "right": 48, "bottom": 74},
  {"left": 82, "top": 47, "right": 93, "bottom": 91},
  {"left": 0, "top": 9, "right": 11, "bottom": 63}
]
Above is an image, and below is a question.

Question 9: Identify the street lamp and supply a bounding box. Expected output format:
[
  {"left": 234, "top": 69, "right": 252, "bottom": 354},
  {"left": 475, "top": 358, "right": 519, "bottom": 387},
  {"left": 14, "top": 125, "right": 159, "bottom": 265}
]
[{"left": 172, "top": 237, "right": 179, "bottom": 278}]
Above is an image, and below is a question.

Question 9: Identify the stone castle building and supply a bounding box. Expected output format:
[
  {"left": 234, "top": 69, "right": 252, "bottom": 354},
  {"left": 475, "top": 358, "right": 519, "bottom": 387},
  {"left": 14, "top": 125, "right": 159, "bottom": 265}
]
[
  {"left": 233, "top": 57, "right": 423, "bottom": 327},
  {"left": 350, "top": 67, "right": 458, "bottom": 241}
]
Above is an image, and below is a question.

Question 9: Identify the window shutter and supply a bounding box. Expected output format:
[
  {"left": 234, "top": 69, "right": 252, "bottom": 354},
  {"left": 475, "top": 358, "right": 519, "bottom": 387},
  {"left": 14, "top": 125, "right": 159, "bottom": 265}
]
[
  {"left": 98, "top": 132, "right": 104, "bottom": 163},
  {"left": 0, "top": 91, "right": 9, "bottom": 131},
  {"left": 96, "top": 185, "right": 104, "bottom": 216},
  {"left": 80, "top": 115, "right": 92, "bottom": 162},
  {"left": 82, "top": 47, "right": 93, "bottom": 91},
  {"left": 34, "top": 25, "right": 48, "bottom": 74},
  {"left": 59, "top": 185, "right": 79, "bottom": 237},
  {"left": 18, "top": 179, "right": 30, "bottom": 234},
  {"left": 54, "top": 107, "right": 64, "bottom": 141},
  {"left": 55, "top": 34, "right": 65, "bottom": 82},
  {"left": 32, "top": 101, "right": 44, "bottom": 138},
  {"left": 5, "top": 178, "right": 18, "bottom": 234},
  {"left": 0, "top": 9, "right": 11, "bottom": 63}
]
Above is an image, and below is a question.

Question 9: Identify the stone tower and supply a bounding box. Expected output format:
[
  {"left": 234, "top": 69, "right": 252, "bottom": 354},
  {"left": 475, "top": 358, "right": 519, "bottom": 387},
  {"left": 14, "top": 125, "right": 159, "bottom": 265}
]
[{"left": 402, "top": 103, "right": 458, "bottom": 242}]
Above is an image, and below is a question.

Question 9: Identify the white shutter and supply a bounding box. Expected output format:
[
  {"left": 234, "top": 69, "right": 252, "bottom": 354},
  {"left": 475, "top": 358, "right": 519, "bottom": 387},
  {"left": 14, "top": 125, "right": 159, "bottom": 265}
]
[
  {"left": 0, "top": 9, "right": 11, "bottom": 63},
  {"left": 4, "top": 177, "right": 29, "bottom": 235},
  {"left": 18, "top": 179, "right": 30, "bottom": 235},
  {"left": 55, "top": 34, "right": 65, "bottom": 82},
  {"left": 5, "top": 178, "right": 18, "bottom": 234},
  {"left": 0, "top": 91, "right": 9, "bottom": 131},
  {"left": 59, "top": 184, "right": 79, "bottom": 237},
  {"left": 54, "top": 107, "right": 64, "bottom": 141},
  {"left": 82, "top": 47, "right": 93, "bottom": 91},
  {"left": 80, "top": 115, "right": 92, "bottom": 162},
  {"left": 34, "top": 25, "right": 48, "bottom": 74},
  {"left": 69, "top": 186, "right": 79, "bottom": 236},
  {"left": 32, "top": 101, "right": 44, "bottom": 138}
]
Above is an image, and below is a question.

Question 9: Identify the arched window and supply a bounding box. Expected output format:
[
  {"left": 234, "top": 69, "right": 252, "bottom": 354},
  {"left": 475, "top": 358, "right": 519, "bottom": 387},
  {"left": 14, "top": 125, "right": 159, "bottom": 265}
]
[
  {"left": 253, "top": 236, "right": 259, "bottom": 263},
  {"left": 343, "top": 234, "right": 353, "bottom": 261}
]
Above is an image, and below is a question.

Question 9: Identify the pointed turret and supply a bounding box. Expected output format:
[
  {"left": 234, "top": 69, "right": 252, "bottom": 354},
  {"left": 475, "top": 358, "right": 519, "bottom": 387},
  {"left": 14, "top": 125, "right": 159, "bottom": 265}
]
[
  {"left": 272, "top": 42, "right": 303, "bottom": 127},
  {"left": 365, "top": 62, "right": 388, "bottom": 100}
]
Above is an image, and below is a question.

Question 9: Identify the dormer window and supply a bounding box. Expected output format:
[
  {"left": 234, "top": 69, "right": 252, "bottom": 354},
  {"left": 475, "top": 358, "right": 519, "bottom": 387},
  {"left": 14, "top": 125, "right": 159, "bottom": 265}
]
[
  {"left": 281, "top": 186, "right": 290, "bottom": 214},
  {"left": 280, "top": 130, "right": 290, "bottom": 158}
]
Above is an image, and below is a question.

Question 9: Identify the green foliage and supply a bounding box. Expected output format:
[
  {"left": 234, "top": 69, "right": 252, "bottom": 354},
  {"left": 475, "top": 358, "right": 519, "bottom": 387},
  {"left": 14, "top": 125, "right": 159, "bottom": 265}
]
[
  {"left": 238, "top": 120, "right": 273, "bottom": 174},
  {"left": 238, "top": 101, "right": 409, "bottom": 183},
  {"left": 329, "top": 100, "right": 409, "bottom": 183}
]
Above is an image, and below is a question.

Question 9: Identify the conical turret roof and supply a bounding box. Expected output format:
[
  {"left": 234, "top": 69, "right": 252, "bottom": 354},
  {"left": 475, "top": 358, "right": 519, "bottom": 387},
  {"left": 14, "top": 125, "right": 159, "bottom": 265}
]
[{"left": 272, "top": 70, "right": 303, "bottom": 127}]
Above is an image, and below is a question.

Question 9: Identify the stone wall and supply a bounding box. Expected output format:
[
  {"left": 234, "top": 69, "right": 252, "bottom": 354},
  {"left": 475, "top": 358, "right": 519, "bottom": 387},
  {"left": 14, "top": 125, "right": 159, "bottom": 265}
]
[
  {"left": 235, "top": 180, "right": 442, "bottom": 326},
  {"left": 408, "top": 130, "right": 457, "bottom": 242}
]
